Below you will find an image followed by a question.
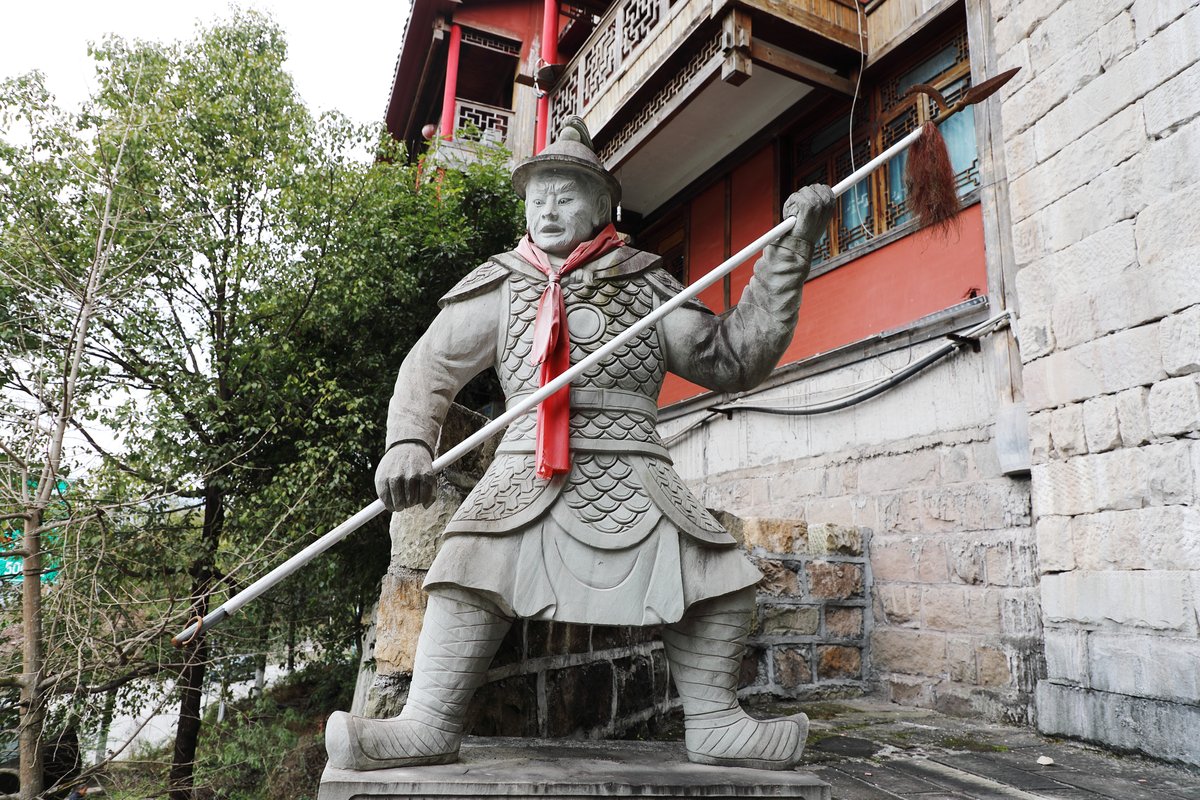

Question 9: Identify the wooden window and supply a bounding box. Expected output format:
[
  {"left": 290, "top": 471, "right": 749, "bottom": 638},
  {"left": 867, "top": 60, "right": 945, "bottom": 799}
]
[{"left": 790, "top": 24, "right": 978, "bottom": 265}]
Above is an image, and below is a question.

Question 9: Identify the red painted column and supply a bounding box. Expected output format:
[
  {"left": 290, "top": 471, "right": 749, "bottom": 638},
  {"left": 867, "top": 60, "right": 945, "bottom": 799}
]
[
  {"left": 534, "top": 0, "right": 559, "bottom": 153},
  {"left": 440, "top": 23, "right": 463, "bottom": 140}
]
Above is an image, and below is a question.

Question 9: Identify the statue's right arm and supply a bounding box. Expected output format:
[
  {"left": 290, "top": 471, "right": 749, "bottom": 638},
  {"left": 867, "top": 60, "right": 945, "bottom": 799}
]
[{"left": 376, "top": 286, "right": 501, "bottom": 510}]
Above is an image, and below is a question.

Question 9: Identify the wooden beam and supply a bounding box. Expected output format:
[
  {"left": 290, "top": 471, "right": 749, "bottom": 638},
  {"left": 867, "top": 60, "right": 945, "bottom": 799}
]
[
  {"left": 734, "top": 0, "right": 862, "bottom": 51},
  {"left": 749, "top": 40, "right": 857, "bottom": 96},
  {"left": 722, "top": 9, "right": 753, "bottom": 86}
]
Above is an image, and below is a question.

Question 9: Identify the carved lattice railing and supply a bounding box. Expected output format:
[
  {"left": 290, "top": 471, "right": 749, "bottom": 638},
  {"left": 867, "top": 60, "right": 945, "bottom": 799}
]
[
  {"left": 549, "top": 0, "right": 687, "bottom": 140},
  {"left": 454, "top": 100, "right": 514, "bottom": 144}
]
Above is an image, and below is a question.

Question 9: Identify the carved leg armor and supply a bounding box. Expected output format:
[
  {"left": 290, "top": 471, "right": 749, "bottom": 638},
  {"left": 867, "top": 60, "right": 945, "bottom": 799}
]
[
  {"left": 325, "top": 588, "right": 512, "bottom": 770},
  {"left": 662, "top": 588, "right": 809, "bottom": 770}
]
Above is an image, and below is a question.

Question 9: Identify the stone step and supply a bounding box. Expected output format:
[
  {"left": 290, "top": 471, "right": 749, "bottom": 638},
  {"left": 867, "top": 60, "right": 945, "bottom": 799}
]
[{"left": 318, "top": 737, "right": 831, "bottom": 800}]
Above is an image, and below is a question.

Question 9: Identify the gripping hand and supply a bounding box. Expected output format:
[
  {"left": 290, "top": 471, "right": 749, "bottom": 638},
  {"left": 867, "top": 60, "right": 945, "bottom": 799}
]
[
  {"left": 782, "top": 185, "right": 836, "bottom": 247},
  {"left": 375, "top": 442, "right": 436, "bottom": 511}
]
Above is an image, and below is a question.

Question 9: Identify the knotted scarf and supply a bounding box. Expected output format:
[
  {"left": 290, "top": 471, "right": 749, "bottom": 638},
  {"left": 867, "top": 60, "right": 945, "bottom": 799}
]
[{"left": 516, "top": 223, "right": 624, "bottom": 478}]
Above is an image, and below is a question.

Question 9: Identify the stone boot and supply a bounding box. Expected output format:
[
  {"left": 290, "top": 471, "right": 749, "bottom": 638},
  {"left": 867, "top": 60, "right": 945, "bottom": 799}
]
[
  {"left": 325, "top": 588, "right": 512, "bottom": 770},
  {"left": 662, "top": 588, "right": 808, "bottom": 770}
]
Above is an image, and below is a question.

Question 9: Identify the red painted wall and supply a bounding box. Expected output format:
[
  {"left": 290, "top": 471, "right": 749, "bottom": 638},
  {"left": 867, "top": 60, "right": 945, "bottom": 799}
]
[
  {"left": 455, "top": 1, "right": 542, "bottom": 62},
  {"left": 659, "top": 202, "right": 988, "bottom": 406},
  {"left": 728, "top": 145, "right": 777, "bottom": 306}
]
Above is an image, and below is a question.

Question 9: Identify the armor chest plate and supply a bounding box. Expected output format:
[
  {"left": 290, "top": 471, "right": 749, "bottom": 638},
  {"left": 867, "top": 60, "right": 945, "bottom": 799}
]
[{"left": 499, "top": 272, "right": 666, "bottom": 397}]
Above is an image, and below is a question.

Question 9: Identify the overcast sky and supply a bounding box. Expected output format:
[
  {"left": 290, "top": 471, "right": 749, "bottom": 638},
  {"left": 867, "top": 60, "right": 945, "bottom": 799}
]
[{"left": 1, "top": 1, "right": 414, "bottom": 126}]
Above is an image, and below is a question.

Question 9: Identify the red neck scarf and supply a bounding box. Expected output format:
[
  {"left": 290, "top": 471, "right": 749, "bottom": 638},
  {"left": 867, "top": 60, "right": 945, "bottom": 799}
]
[{"left": 516, "top": 224, "right": 624, "bottom": 478}]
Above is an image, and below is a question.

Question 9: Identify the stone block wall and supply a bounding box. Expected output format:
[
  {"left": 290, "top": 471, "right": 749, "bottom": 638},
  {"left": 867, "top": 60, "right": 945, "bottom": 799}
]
[
  {"left": 994, "top": 0, "right": 1200, "bottom": 765},
  {"left": 721, "top": 516, "right": 871, "bottom": 699},
  {"left": 664, "top": 339, "right": 1038, "bottom": 723}
]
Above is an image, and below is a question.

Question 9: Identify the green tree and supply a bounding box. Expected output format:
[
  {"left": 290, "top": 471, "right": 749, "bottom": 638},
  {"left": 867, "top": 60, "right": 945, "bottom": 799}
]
[{"left": 3, "top": 12, "right": 522, "bottom": 798}]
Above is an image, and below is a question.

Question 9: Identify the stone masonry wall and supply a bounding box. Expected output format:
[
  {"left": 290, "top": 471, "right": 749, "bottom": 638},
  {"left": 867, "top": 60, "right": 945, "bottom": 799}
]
[
  {"left": 994, "top": 0, "right": 1200, "bottom": 764},
  {"left": 664, "top": 337, "right": 1039, "bottom": 723}
]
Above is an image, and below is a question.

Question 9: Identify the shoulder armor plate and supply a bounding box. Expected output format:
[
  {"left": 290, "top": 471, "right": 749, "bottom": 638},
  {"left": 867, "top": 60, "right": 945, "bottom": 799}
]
[
  {"left": 439, "top": 261, "right": 509, "bottom": 307},
  {"left": 643, "top": 268, "right": 713, "bottom": 314}
]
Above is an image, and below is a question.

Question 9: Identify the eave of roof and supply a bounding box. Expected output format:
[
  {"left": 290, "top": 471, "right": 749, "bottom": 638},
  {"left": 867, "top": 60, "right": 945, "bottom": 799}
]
[{"left": 383, "top": 0, "right": 459, "bottom": 138}]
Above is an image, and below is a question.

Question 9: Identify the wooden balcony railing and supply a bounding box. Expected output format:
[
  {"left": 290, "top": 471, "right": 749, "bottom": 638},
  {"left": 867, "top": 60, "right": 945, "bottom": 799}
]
[
  {"left": 454, "top": 100, "right": 515, "bottom": 144},
  {"left": 549, "top": 0, "right": 862, "bottom": 147}
]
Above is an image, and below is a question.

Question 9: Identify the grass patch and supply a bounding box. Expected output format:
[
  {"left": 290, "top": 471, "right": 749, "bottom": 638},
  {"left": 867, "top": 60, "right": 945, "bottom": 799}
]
[{"left": 939, "top": 736, "right": 1011, "bottom": 753}]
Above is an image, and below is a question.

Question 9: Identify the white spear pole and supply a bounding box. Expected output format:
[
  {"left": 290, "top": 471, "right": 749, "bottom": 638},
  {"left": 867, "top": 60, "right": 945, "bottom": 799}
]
[{"left": 172, "top": 124, "right": 930, "bottom": 647}]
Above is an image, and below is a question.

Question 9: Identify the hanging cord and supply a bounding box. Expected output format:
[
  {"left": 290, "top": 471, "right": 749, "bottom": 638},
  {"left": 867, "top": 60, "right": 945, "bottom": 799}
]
[
  {"left": 661, "top": 310, "right": 1012, "bottom": 446},
  {"left": 847, "top": 0, "right": 873, "bottom": 244}
]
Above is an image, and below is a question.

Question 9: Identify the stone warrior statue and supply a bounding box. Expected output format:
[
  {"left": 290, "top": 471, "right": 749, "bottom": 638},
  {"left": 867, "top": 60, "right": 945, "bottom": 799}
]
[{"left": 326, "top": 118, "right": 835, "bottom": 772}]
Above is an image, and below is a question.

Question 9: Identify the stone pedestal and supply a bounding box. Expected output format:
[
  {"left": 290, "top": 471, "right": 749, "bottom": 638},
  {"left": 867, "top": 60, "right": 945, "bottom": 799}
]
[{"left": 318, "top": 738, "right": 830, "bottom": 800}]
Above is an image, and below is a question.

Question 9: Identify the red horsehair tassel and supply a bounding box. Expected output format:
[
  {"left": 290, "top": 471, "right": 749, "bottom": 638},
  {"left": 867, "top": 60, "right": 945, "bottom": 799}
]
[{"left": 905, "top": 121, "right": 960, "bottom": 237}]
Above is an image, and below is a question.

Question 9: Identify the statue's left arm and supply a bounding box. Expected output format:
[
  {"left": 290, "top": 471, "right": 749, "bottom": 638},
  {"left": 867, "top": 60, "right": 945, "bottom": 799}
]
[{"left": 659, "top": 185, "right": 836, "bottom": 392}]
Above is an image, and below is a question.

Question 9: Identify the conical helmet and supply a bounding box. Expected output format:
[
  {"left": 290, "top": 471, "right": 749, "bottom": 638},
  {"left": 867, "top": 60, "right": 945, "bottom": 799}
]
[{"left": 511, "top": 116, "right": 621, "bottom": 205}]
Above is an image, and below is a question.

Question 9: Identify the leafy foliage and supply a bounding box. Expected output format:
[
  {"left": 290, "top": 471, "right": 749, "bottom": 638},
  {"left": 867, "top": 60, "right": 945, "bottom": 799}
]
[{"left": 1, "top": 9, "right": 523, "bottom": 795}]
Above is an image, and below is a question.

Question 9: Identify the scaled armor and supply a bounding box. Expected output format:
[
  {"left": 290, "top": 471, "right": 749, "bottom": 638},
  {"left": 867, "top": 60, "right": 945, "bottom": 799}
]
[{"left": 386, "top": 241, "right": 811, "bottom": 626}]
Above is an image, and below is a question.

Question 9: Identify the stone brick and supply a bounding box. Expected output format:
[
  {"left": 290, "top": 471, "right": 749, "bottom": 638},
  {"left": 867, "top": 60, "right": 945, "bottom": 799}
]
[
  {"left": 946, "top": 637, "right": 977, "bottom": 683},
  {"left": 1001, "top": 588, "right": 1044, "bottom": 638},
  {"left": 807, "top": 523, "right": 864, "bottom": 556},
  {"left": 1036, "top": 516, "right": 1075, "bottom": 573},
  {"left": 872, "top": 537, "right": 948, "bottom": 582},
  {"left": 1011, "top": 102, "right": 1145, "bottom": 222},
  {"left": 922, "top": 587, "right": 1002, "bottom": 633},
  {"left": 527, "top": 622, "right": 591, "bottom": 657},
  {"left": 1160, "top": 305, "right": 1200, "bottom": 376},
  {"left": 806, "top": 561, "right": 863, "bottom": 600},
  {"left": 920, "top": 481, "right": 1031, "bottom": 532},
  {"left": 1006, "top": 41, "right": 1102, "bottom": 147},
  {"left": 1032, "top": 8, "right": 1200, "bottom": 161},
  {"left": 1142, "top": 115, "right": 1200, "bottom": 199},
  {"left": 1082, "top": 395, "right": 1122, "bottom": 453},
  {"left": 614, "top": 654, "right": 663, "bottom": 719},
  {"left": 758, "top": 604, "right": 819, "bottom": 636},
  {"left": 1115, "top": 386, "right": 1152, "bottom": 446},
  {"left": 977, "top": 647, "right": 1013, "bottom": 688},
  {"left": 1041, "top": 570, "right": 1190, "bottom": 629},
  {"left": 985, "top": 540, "right": 1037, "bottom": 587},
  {"left": 773, "top": 646, "right": 812, "bottom": 689},
  {"left": 1028, "top": 410, "right": 1052, "bottom": 461},
  {"left": 1050, "top": 294, "right": 1099, "bottom": 352},
  {"left": 1137, "top": 182, "right": 1200, "bottom": 270},
  {"left": 755, "top": 558, "right": 801, "bottom": 597},
  {"left": 466, "top": 674, "right": 540, "bottom": 737},
  {"left": 1132, "top": 0, "right": 1193, "bottom": 41},
  {"left": 1018, "top": 310, "right": 1053, "bottom": 363},
  {"left": 817, "top": 645, "right": 862, "bottom": 680},
  {"left": 1036, "top": 155, "right": 1147, "bottom": 258},
  {"left": 1148, "top": 375, "right": 1200, "bottom": 436},
  {"left": 1025, "top": 0, "right": 1121, "bottom": 74},
  {"left": 887, "top": 675, "right": 933, "bottom": 707},
  {"left": 1005, "top": 126, "right": 1038, "bottom": 179},
  {"left": 740, "top": 517, "right": 807, "bottom": 554},
  {"left": 1088, "top": 633, "right": 1200, "bottom": 703},
  {"left": 1050, "top": 404, "right": 1087, "bottom": 457},
  {"left": 994, "top": 2, "right": 1053, "bottom": 56},
  {"left": 1099, "top": 11, "right": 1136, "bottom": 68},
  {"left": 1071, "top": 506, "right": 1200, "bottom": 570},
  {"left": 949, "top": 541, "right": 984, "bottom": 585},
  {"left": 825, "top": 606, "right": 863, "bottom": 638},
  {"left": 1037, "top": 681, "right": 1200, "bottom": 766},
  {"left": 1144, "top": 53, "right": 1200, "bottom": 136},
  {"left": 1043, "top": 629, "right": 1089, "bottom": 683},
  {"left": 876, "top": 585, "right": 921, "bottom": 627},
  {"left": 871, "top": 629, "right": 947, "bottom": 676},
  {"left": 740, "top": 644, "right": 766, "bottom": 687},
  {"left": 1031, "top": 460, "right": 1097, "bottom": 518},
  {"left": 545, "top": 661, "right": 613, "bottom": 736}
]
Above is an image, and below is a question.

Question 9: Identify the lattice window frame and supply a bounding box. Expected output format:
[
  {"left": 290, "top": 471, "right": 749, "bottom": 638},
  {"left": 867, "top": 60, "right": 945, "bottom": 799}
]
[{"left": 791, "top": 23, "right": 978, "bottom": 265}]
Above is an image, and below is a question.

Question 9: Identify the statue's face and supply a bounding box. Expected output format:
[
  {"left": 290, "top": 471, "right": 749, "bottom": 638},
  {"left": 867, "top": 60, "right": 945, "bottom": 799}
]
[{"left": 525, "top": 170, "right": 609, "bottom": 257}]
